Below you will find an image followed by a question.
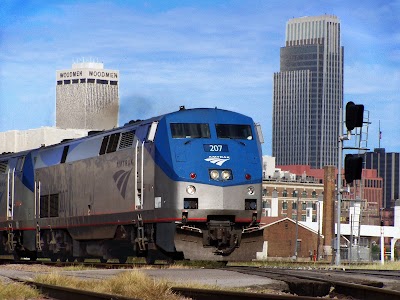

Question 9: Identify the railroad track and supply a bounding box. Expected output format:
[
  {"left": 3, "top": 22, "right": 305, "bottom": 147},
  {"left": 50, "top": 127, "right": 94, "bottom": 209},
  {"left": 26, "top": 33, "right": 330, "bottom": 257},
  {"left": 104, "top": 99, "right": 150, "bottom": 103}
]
[
  {"left": 4, "top": 259, "right": 400, "bottom": 299},
  {"left": 225, "top": 266, "right": 400, "bottom": 300},
  {"left": 5, "top": 274, "right": 320, "bottom": 300}
]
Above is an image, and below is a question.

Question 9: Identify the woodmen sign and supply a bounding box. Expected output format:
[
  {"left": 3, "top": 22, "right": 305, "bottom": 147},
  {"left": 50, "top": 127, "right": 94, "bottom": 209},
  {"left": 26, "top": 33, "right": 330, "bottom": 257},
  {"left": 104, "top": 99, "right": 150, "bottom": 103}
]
[{"left": 57, "top": 69, "right": 119, "bottom": 81}]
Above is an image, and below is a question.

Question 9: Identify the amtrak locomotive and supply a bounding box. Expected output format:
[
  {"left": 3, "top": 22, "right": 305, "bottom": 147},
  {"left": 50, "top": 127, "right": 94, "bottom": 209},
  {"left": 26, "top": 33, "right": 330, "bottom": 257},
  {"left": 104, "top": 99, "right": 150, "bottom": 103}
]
[{"left": 0, "top": 107, "right": 264, "bottom": 263}]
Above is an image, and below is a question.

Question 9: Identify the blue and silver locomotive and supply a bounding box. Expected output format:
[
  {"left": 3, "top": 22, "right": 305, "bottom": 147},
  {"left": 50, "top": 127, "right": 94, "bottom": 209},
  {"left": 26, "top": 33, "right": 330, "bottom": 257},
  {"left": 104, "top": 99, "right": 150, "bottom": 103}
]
[{"left": 0, "top": 107, "right": 264, "bottom": 263}]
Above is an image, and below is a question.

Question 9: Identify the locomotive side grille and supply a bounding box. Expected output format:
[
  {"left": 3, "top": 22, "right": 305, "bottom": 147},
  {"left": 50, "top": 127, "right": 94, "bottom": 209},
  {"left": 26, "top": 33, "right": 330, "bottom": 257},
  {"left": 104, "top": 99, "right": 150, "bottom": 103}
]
[
  {"left": 118, "top": 131, "right": 135, "bottom": 150},
  {"left": 0, "top": 161, "right": 8, "bottom": 173}
]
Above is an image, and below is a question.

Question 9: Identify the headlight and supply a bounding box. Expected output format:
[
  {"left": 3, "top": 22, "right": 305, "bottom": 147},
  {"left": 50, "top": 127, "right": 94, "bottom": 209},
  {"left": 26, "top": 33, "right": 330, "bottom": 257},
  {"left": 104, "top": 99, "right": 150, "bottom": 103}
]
[
  {"left": 221, "top": 170, "right": 231, "bottom": 180},
  {"left": 209, "top": 170, "right": 219, "bottom": 180},
  {"left": 247, "top": 186, "right": 255, "bottom": 195},
  {"left": 186, "top": 185, "right": 196, "bottom": 195}
]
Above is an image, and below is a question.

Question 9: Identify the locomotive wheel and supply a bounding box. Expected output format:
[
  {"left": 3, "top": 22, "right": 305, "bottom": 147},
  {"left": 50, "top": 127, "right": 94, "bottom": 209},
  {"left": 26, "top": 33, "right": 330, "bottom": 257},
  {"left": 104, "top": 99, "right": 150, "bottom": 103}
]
[
  {"left": 145, "top": 255, "right": 155, "bottom": 265},
  {"left": 118, "top": 256, "right": 127, "bottom": 264},
  {"left": 50, "top": 255, "right": 58, "bottom": 262},
  {"left": 67, "top": 256, "right": 75, "bottom": 262},
  {"left": 76, "top": 257, "right": 85, "bottom": 263},
  {"left": 13, "top": 252, "right": 21, "bottom": 262},
  {"left": 100, "top": 258, "right": 107, "bottom": 263},
  {"left": 29, "top": 252, "right": 37, "bottom": 261}
]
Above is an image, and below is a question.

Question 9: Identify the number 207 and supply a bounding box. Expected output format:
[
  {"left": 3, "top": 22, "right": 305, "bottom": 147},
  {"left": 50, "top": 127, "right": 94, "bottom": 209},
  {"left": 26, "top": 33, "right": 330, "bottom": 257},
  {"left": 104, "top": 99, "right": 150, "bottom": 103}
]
[{"left": 209, "top": 145, "right": 223, "bottom": 151}]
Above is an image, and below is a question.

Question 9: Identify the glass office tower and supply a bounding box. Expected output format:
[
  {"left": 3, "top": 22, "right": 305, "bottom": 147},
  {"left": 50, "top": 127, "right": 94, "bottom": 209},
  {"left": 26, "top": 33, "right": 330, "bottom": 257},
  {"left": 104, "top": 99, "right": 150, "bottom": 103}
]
[{"left": 273, "top": 15, "right": 343, "bottom": 168}]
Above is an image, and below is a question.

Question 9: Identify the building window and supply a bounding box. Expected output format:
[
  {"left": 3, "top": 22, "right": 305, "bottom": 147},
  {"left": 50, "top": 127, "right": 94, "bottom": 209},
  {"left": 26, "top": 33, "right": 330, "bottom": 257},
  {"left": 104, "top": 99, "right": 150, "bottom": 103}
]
[
  {"left": 301, "top": 214, "right": 306, "bottom": 221},
  {"left": 282, "top": 202, "right": 288, "bottom": 209},
  {"left": 282, "top": 190, "right": 288, "bottom": 197},
  {"left": 312, "top": 191, "right": 317, "bottom": 198},
  {"left": 262, "top": 189, "right": 267, "bottom": 197},
  {"left": 292, "top": 202, "right": 297, "bottom": 210},
  {"left": 80, "top": 79, "right": 86, "bottom": 83},
  {"left": 96, "top": 79, "right": 108, "bottom": 84},
  {"left": 72, "top": 79, "right": 79, "bottom": 84},
  {"left": 302, "top": 202, "right": 307, "bottom": 210},
  {"left": 292, "top": 190, "right": 298, "bottom": 197},
  {"left": 64, "top": 80, "right": 71, "bottom": 84},
  {"left": 57, "top": 80, "right": 62, "bottom": 85},
  {"left": 292, "top": 214, "right": 297, "bottom": 221},
  {"left": 110, "top": 81, "right": 118, "bottom": 85},
  {"left": 302, "top": 191, "right": 307, "bottom": 198},
  {"left": 87, "top": 79, "right": 95, "bottom": 83}
]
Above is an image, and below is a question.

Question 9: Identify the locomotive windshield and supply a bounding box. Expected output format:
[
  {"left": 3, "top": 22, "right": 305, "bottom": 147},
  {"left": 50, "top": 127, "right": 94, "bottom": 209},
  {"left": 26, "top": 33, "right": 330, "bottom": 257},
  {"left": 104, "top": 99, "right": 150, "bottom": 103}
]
[
  {"left": 170, "top": 123, "right": 210, "bottom": 138},
  {"left": 216, "top": 124, "right": 253, "bottom": 140}
]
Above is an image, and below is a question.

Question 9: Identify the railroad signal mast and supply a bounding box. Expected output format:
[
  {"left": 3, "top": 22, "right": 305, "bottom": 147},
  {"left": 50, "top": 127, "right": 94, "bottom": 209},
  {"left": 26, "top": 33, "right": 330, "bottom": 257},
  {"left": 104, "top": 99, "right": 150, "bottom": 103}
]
[{"left": 336, "top": 101, "right": 369, "bottom": 266}]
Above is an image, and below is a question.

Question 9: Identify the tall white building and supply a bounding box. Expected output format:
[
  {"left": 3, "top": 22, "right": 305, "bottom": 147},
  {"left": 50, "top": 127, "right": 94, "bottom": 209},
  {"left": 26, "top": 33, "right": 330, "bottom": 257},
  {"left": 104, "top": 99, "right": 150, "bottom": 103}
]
[
  {"left": 56, "top": 62, "right": 119, "bottom": 130},
  {"left": 273, "top": 15, "right": 343, "bottom": 168}
]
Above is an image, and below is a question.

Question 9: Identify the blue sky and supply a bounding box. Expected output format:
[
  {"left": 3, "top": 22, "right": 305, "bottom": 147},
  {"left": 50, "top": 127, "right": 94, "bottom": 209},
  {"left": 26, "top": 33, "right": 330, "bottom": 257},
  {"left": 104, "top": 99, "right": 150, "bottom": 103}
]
[{"left": 0, "top": 0, "right": 399, "bottom": 155}]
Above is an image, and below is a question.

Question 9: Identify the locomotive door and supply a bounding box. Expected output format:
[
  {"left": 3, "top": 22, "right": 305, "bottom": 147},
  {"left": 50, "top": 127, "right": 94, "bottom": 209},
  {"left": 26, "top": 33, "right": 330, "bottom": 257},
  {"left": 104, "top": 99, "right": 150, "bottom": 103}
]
[
  {"left": 134, "top": 139, "right": 144, "bottom": 210},
  {"left": 134, "top": 121, "right": 158, "bottom": 211},
  {"left": 6, "top": 168, "right": 15, "bottom": 220}
]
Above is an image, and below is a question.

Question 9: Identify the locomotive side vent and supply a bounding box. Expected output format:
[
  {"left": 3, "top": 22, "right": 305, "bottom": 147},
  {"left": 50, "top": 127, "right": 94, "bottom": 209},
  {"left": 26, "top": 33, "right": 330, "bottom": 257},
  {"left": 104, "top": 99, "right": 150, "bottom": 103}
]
[{"left": 118, "top": 131, "right": 135, "bottom": 150}]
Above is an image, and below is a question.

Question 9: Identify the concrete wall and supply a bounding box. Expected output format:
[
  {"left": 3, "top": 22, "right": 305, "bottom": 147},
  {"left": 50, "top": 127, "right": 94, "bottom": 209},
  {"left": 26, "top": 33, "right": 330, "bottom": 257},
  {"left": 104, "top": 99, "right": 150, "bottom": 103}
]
[{"left": 0, "top": 127, "right": 89, "bottom": 153}]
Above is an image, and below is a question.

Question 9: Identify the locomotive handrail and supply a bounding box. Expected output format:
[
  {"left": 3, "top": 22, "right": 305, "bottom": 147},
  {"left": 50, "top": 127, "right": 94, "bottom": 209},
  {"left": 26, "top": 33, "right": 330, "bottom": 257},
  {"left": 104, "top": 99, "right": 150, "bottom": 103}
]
[
  {"left": 11, "top": 168, "right": 15, "bottom": 219},
  {"left": 134, "top": 139, "right": 144, "bottom": 210},
  {"left": 141, "top": 140, "right": 144, "bottom": 209},
  {"left": 38, "top": 181, "right": 41, "bottom": 218},
  {"left": 34, "top": 181, "right": 37, "bottom": 219},
  {"left": 6, "top": 169, "right": 9, "bottom": 219},
  {"left": 6, "top": 168, "right": 15, "bottom": 220},
  {"left": 135, "top": 139, "right": 138, "bottom": 209}
]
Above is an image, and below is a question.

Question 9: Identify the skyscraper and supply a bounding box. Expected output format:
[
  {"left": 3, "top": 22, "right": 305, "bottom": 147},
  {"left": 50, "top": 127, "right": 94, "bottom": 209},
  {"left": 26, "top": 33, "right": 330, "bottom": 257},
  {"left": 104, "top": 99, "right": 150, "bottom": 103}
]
[
  {"left": 56, "top": 62, "right": 119, "bottom": 130},
  {"left": 364, "top": 148, "right": 400, "bottom": 209},
  {"left": 272, "top": 15, "right": 343, "bottom": 168}
]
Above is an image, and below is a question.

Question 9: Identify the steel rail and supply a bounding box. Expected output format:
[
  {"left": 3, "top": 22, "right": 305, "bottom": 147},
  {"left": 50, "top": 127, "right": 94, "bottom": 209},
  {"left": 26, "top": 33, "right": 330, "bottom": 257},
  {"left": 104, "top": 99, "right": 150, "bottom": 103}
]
[
  {"left": 171, "top": 287, "right": 318, "bottom": 300},
  {"left": 6, "top": 275, "right": 319, "bottom": 300},
  {"left": 9, "top": 276, "right": 140, "bottom": 300},
  {"left": 226, "top": 266, "right": 400, "bottom": 300}
]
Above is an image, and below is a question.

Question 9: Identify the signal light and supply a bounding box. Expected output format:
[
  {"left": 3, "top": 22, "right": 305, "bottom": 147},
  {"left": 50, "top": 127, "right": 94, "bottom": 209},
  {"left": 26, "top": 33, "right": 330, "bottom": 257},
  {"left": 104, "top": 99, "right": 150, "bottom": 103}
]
[
  {"left": 344, "top": 154, "right": 363, "bottom": 184},
  {"left": 345, "top": 101, "right": 364, "bottom": 131}
]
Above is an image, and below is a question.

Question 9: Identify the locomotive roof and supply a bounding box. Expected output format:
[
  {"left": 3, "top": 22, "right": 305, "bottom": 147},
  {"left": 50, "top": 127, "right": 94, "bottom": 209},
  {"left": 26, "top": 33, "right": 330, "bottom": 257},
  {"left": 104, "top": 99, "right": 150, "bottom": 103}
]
[{"left": 0, "top": 107, "right": 251, "bottom": 160}]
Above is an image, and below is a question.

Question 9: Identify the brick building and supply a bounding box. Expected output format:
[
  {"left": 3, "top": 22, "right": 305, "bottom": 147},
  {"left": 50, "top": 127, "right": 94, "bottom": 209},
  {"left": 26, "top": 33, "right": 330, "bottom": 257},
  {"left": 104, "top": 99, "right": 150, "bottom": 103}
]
[
  {"left": 262, "top": 217, "right": 323, "bottom": 260},
  {"left": 276, "top": 165, "right": 383, "bottom": 225}
]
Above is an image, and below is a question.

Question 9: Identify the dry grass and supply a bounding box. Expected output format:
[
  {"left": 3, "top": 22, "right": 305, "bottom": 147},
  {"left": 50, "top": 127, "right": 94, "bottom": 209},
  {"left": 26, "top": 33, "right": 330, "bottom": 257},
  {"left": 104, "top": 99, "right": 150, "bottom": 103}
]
[
  {"left": 35, "top": 271, "right": 190, "bottom": 300},
  {"left": 0, "top": 281, "right": 41, "bottom": 300},
  {"left": 343, "top": 261, "right": 400, "bottom": 270},
  {"left": 229, "top": 260, "right": 400, "bottom": 271}
]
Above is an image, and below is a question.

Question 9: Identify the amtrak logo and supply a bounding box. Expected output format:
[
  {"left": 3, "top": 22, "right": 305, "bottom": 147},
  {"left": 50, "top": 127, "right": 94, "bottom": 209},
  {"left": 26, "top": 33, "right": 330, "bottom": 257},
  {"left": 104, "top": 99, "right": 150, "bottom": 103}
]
[
  {"left": 204, "top": 155, "right": 230, "bottom": 166},
  {"left": 113, "top": 169, "right": 132, "bottom": 199}
]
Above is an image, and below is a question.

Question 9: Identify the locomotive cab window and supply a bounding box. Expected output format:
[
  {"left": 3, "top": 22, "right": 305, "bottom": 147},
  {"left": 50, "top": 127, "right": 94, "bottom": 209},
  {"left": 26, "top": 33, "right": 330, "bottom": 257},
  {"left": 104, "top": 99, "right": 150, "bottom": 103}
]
[
  {"left": 170, "top": 123, "right": 210, "bottom": 139},
  {"left": 216, "top": 124, "right": 253, "bottom": 140}
]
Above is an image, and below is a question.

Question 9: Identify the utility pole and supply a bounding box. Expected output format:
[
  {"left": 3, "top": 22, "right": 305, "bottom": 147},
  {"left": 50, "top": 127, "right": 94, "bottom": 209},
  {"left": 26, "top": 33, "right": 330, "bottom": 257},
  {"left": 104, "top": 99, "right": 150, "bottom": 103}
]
[{"left": 336, "top": 109, "right": 345, "bottom": 266}]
